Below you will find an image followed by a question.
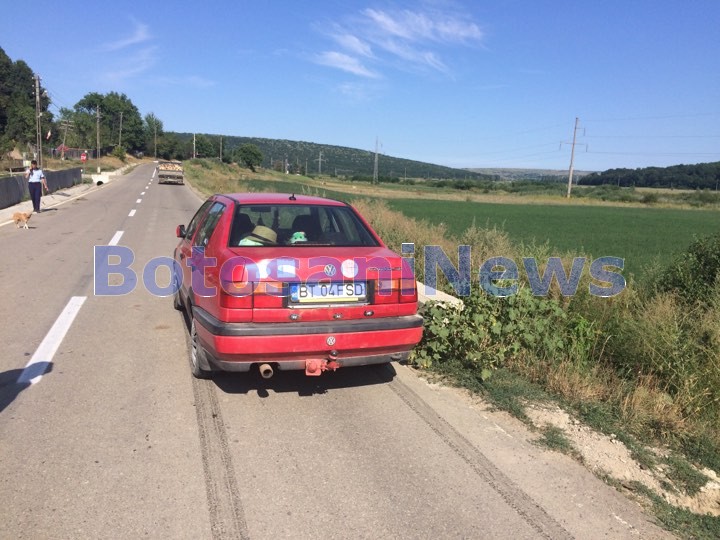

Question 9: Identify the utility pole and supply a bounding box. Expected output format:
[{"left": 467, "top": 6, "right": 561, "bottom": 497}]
[
  {"left": 60, "top": 120, "right": 74, "bottom": 160},
  {"left": 373, "top": 137, "right": 379, "bottom": 184},
  {"left": 193, "top": 133, "right": 196, "bottom": 159},
  {"left": 219, "top": 136, "right": 222, "bottom": 160},
  {"left": 34, "top": 74, "right": 43, "bottom": 167},
  {"left": 96, "top": 106, "right": 101, "bottom": 173},
  {"left": 118, "top": 111, "right": 123, "bottom": 147},
  {"left": 153, "top": 120, "right": 157, "bottom": 159},
  {"left": 315, "top": 151, "right": 325, "bottom": 175},
  {"left": 566, "top": 117, "right": 580, "bottom": 198}
]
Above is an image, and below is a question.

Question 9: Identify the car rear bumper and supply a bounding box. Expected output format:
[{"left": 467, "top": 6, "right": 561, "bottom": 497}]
[
  {"left": 214, "top": 351, "right": 411, "bottom": 372},
  {"left": 193, "top": 307, "right": 423, "bottom": 372}
]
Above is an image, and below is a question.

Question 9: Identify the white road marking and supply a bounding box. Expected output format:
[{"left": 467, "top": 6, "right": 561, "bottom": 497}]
[
  {"left": 128, "top": 209, "right": 136, "bottom": 217},
  {"left": 141, "top": 192, "right": 146, "bottom": 195},
  {"left": 18, "top": 296, "right": 87, "bottom": 385},
  {"left": 136, "top": 198, "right": 142, "bottom": 204},
  {"left": 109, "top": 231, "right": 124, "bottom": 246}
]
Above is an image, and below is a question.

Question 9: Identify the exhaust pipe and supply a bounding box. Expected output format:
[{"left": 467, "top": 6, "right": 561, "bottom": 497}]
[{"left": 259, "top": 363, "right": 274, "bottom": 379}]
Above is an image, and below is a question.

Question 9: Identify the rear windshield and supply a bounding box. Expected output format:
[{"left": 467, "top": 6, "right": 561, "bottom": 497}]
[{"left": 228, "top": 204, "right": 381, "bottom": 247}]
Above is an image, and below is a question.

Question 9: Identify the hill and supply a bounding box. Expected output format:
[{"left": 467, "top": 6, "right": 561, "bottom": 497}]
[
  {"left": 583, "top": 161, "right": 720, "bottom": 190},
  {"left": 465, "top": 167, "right": 595, "bottom": 181},
  {"left": 171, "top": 132, "right": 494, "bottom": 181}
]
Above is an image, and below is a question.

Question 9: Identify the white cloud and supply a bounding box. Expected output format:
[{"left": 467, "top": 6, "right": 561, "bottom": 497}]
[
  {"left": 102, "top": 21, "right": 151, "bottom": 51},
  {"left": 314, "top": 51, "right": 380, "bottom": 78},
  {"left": 103, "top": 46, "right": 158, "bottom": 82},
  {"left": 333, "top": 33, "right": 374, "bottom": 58},
  {"left": 336, "top": 82, "right": 371, "bottom": 102},
  {"left": 155, "top": 75, "right": 217, "bottom": 88},
  {"left": 314, "top": 6, "right": 483, "bottom": 78},
  {"left": 363, "top": 8, "right": 483, "bottom": 44}
]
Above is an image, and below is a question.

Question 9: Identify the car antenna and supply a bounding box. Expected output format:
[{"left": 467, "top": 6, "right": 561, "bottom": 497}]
[{"left": 289, "top": 193, "right": 296, "bottom": 201}]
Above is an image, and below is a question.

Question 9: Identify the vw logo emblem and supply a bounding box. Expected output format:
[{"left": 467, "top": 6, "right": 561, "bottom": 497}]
[
  {"left": 326, "top": 336, "right": 336, "bottom": 346},
  {"left": 324, "top": 264, "right": 337, "bottom": 277}
]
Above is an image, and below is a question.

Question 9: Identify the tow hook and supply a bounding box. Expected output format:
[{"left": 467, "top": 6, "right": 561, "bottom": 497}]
[{"left": 305, "top": 358, "right": 340, "bottom": 376}]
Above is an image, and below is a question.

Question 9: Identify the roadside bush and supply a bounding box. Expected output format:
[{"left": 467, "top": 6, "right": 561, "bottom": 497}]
[
  {"left": 641, "top": 192, "right": 659, "bottom": 204},
  {"left": 111, "top": 146, "right": 127, "bottom": 162},
  {"left": 411, "top": 287, "right": 577, "bottom": 378},
  {"left": 604, "top": 289, "right": 720, "bottom": 433},
  {"left": 655, "top": 232, "right": 720, "bottom": 305}
]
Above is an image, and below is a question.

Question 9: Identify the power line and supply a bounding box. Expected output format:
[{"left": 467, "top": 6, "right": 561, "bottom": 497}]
[
  {"left": 587, "top": 150, "right": 720, "bottom": 156},
  {"left": 480, "top": 150, "right": 563, "bottom": 164},
  {"left": 472, "top": 142, "right": 560, "bottom": 156},
  {"left": 585, "top": 134, "right": 720, "bottom": 139},
  {"left": 583, "top": 112, "right": 720, "bottom": 122}
]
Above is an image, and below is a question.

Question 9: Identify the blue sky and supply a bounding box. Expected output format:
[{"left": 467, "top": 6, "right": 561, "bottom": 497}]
[{"left": 5, "top": 0, "right": 720, "bottom": 171}]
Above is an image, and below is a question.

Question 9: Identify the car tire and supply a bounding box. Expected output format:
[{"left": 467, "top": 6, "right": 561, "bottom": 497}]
[{"left": 189, "top": 315, "right": 213, "bottom": 379}]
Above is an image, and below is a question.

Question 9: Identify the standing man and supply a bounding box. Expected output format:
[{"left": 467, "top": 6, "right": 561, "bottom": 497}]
[{"left": 25, "top": 159, "right": 48, "bottom": 213}]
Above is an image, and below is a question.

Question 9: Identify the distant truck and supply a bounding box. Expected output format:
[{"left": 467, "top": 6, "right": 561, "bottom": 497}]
[{"left": 157, "top": 160, "right": 184, "bottom": 184}]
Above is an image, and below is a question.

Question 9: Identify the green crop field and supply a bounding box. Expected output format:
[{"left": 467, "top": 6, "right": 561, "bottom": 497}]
[
  {"left": 388, "top": 199, "right": 720, "bottom": 281},
  {"left": 244, "top": 175, "right": 720, "bottom": 281}
]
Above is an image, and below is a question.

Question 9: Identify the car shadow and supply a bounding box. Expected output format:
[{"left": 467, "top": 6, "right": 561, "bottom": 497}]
[
  {"left": 212, "top": 362, "right": 397, "bottom": 397},
  {"left": 0, "top": 363, "right": 53, "bottom": 414}
]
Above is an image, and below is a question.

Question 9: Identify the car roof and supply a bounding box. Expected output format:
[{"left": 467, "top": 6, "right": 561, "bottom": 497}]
[{"left": 219, "top": 193, "right": 348, "bottom": 207}]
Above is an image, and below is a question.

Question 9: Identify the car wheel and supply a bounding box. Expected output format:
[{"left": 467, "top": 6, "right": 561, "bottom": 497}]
[{"left": 189, "top": 315, "right": 213, "bottom": 379}]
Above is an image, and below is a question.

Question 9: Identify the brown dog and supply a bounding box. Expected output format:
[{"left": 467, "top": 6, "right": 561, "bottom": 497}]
[{"left": 12, "top": 211, "right": 32, "bottom": 229}]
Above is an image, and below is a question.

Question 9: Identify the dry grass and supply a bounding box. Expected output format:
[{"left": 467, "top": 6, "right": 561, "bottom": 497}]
[
  {"left": 184, "top": 160, "right": 251, "bottom": 194},
  {"left": 618, "top": 376, "right": 688, "bottom": 438},
  {"left": 544, "top": 360, "right": 615, "bottom": 403}
]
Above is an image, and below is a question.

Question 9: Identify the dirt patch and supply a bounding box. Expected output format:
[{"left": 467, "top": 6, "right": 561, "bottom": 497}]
[{"left": 526, "top": 404, "right": 720, "bottom": 517}]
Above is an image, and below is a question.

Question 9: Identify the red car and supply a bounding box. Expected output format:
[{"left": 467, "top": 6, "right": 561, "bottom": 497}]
[{"left": 173, "top": 193, "right": 422, "bottom": 379}]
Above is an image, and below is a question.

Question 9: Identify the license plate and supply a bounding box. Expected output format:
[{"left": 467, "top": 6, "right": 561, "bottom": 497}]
[{"left": 289, "top": 282, "right": 367, "bottom": 304}]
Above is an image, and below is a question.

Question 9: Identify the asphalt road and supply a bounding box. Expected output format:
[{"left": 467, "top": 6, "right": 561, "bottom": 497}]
[{"left": 0, "top": 164, "right": 672, "bottom": 539}]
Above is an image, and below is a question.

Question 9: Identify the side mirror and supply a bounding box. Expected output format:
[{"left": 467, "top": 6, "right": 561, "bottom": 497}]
[{"left": 176, "top": 224, "right": 187, "bottom": 238}]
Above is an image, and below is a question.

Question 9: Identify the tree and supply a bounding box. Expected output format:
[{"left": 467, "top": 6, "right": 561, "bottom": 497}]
[
  {"left": 0, "top": 48, "right": 52, "bottom": 154},
  {"left": 235, "top": 143, "right": 263, "bottom": 172},
  {"left": 144, "top": 113, "right": 163, "bottom": 157},
  {"left": 74, "top": 92, "right": 105, "bottom": 151},
  {"left": 73, "top": 91, "right": 144, "bottom": 154},
  {"left": 158, "top": 133, "right": 185, "bottom": 160},
  {"left": 194, "top": 134, "right": 214, "bottom": 158}
]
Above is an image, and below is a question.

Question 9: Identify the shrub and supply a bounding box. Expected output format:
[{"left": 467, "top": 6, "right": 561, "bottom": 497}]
[
  {"left": 641, "top": 192, "right": 659, "bottom": 204},
  {"left": 656, "top": 232, "right": 720, "bottom": 305},
  {"left": 111, "top": 146, "right": 127, "bottom": 162},
  {"left": 411, "top": 286, "right": 575, "bottom": 378},
  {"left": 604, "top": 289, "right": 720, "bottom": 428}
]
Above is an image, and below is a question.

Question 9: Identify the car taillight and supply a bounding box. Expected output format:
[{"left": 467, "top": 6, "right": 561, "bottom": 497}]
[
  {"left": 252, "top": 281, "right": 286, "bottom": 308},
  {"left": 374, "top": 279, "right": 399, "bottom": 304},
  {"left": 400, "top": 277, "right": 418, "bottom": 303},
  {"left": 220, "top": 264, "right": 253, "bottom": 308},
  {"left": 220, "top": 280, "right": 286, "bottom": 309},
  {"left": 374, "top": 277, "right": 417, "bottom": 304},
  {"left": 220, "top": 289, "right": 252, "bottom": 309}
]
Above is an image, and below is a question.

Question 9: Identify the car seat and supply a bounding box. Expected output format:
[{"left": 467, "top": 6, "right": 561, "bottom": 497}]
[
  {"left": 230, "top": 213, "right": 254, "bottom": 245},
  {"left": 291, "top": 215, "right": 321, "bottom": 241}
]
